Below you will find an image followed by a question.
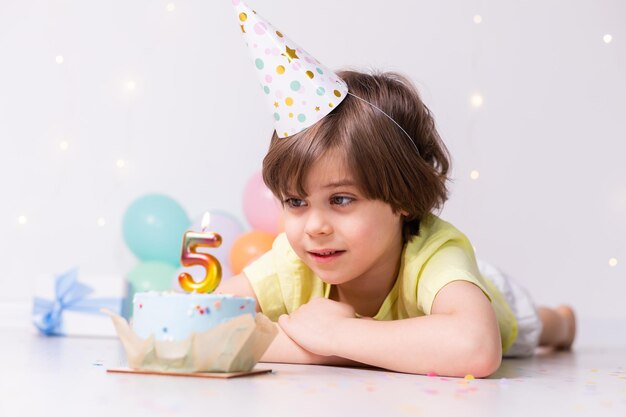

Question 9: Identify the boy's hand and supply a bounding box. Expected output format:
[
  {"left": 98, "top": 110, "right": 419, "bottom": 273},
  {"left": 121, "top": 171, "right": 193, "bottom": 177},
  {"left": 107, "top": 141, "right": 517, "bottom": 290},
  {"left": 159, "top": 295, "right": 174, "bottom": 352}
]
[{"left": 278, "top": 297, "right": 356, "bottom": 357}]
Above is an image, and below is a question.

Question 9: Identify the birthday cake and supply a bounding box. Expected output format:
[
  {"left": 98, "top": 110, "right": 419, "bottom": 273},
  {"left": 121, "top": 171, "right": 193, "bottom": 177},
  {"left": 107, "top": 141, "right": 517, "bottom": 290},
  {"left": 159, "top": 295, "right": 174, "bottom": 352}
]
[{"left": 132, "top": 291, "right": 256, "bottom": 341}]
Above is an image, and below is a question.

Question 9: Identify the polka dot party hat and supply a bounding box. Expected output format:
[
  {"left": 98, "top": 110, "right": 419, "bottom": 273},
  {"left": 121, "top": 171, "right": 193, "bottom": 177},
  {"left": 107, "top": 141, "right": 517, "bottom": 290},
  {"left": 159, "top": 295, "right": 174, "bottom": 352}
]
[{"left": 233, "top": 0, "right": 348, "bottom": 138}]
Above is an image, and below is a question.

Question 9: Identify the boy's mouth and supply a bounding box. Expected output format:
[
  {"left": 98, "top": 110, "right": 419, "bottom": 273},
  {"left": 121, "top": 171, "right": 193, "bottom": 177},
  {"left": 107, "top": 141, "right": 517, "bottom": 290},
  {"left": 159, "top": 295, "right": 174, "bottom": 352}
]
[{"left": 307, "top": 249, "right": 346, "bottom": 262}]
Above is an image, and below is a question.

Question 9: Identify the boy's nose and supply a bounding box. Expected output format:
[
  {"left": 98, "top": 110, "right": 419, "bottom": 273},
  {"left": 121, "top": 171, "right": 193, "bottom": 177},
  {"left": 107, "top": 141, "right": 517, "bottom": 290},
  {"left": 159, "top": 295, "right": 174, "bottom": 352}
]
[{"left": 304, "top": 209, "right": 332, "bottom": 236}]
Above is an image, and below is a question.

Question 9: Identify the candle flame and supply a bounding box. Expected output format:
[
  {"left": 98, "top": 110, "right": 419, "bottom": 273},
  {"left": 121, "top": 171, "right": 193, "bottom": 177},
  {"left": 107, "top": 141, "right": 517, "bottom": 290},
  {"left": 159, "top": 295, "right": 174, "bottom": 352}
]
[{"left": 201, "top": 212, "right": 211, "bottom": 231}]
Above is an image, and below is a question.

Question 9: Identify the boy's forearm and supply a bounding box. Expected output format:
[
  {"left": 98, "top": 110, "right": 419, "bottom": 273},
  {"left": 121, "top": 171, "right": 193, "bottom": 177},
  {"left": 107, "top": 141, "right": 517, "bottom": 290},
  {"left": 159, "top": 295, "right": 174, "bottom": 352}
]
[
  {"left": 260, "top": 323, "right": 363, "bottom": 367},
  {"left": 330, "top": 315, "right": 502, "bottom": 377}
]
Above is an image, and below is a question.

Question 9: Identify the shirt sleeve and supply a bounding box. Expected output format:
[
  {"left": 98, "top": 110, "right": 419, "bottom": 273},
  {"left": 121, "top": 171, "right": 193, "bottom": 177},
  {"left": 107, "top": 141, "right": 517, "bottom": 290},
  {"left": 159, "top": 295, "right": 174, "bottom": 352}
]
[
  {"left": 243, "top": 239, "right": 289, "bottom": 321},
  {"left": 243, "top": 233, "right": 326, "bottom": 321},
  {"left": 416, "top": 241, "right": 491, "bottom": 315}
]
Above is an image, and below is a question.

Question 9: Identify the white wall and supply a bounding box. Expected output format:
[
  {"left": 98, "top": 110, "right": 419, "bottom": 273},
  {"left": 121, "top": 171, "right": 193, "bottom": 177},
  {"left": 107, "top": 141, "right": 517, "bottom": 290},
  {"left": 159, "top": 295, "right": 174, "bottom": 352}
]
[{"left": 1, "top": 1, "right": 624, "bottom": 332}]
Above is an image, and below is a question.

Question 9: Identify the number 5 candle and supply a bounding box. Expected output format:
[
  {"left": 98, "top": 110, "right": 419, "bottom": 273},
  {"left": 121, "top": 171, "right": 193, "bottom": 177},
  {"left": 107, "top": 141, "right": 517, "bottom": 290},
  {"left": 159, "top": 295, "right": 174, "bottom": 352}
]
[{"left": 178, "top": 212, "right": 222, "bottom": 293}]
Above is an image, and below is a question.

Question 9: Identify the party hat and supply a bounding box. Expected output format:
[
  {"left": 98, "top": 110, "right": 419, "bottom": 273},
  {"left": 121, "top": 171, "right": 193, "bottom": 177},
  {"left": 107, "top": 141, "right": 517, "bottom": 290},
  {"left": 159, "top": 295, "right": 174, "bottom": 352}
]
[{"left": 233, "top": 0, "right": 348, "bottom": 138}]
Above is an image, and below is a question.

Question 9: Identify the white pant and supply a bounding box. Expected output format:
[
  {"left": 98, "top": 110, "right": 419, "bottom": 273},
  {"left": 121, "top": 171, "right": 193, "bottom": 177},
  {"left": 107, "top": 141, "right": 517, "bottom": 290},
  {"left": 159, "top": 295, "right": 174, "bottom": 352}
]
[{"left": 477, "top": 260, "right": 543, "bottom": 357}]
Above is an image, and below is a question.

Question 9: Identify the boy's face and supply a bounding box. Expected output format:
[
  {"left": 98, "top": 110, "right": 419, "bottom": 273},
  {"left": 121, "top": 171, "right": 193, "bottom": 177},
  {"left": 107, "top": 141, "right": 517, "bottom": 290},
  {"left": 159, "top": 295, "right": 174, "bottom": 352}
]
[{"left": 282, "top": 149, "right": 405, "bottom": 288}]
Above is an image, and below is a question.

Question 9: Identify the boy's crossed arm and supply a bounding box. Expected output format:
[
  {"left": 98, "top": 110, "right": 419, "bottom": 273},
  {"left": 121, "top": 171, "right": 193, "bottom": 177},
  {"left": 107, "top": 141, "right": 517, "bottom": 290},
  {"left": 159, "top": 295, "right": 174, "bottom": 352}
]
[{"left": 217, "top": 275, "right": 502, "bottom": 377}]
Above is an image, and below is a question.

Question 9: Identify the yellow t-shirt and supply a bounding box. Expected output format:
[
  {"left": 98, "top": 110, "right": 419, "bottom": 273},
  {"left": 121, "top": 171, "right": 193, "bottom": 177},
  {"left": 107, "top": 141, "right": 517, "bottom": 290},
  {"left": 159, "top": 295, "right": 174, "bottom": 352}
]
[{"left": 243, "top": 215, "right": 518, "bottom": 353}]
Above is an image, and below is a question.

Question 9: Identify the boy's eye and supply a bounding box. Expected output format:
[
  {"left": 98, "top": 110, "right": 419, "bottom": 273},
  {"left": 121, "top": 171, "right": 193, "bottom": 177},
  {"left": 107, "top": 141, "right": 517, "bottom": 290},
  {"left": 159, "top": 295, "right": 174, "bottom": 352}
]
[
  {"left": 284, "top": 197, "right": 306, "bottom": 208},
  {"left": 330, "top": 196, "right": 354, "bottom": 206}
]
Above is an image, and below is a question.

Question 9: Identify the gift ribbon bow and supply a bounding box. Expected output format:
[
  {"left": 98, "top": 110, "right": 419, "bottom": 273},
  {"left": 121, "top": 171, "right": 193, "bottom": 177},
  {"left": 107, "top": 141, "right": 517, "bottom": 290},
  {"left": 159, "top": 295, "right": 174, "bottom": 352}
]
[{"left": 32, "top": 268, "right": 122, "bottom": 336}]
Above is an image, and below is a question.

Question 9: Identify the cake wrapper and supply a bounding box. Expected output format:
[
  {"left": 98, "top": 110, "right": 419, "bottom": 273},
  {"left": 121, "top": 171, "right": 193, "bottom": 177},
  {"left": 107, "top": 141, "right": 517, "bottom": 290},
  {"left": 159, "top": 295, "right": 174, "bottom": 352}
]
[{"left": 102, "top": 309, "right": 277, "bottom": 373}]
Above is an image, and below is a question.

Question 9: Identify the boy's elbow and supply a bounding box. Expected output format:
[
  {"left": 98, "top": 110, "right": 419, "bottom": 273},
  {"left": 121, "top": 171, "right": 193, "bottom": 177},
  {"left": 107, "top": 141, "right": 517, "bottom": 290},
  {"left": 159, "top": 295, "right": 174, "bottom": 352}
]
[
  {"left": 465, "top": 334, "right": 502, "bottom": 378},
  {"left": 469, "top": 348, "right": 502, "bottom": 378}
]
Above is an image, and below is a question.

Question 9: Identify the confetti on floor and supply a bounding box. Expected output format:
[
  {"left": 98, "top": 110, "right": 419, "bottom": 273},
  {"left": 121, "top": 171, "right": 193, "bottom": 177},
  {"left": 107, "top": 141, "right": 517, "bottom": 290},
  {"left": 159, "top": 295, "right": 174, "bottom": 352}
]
[{"left": 4, "top": 328, "right": 626, "bottom": 417}]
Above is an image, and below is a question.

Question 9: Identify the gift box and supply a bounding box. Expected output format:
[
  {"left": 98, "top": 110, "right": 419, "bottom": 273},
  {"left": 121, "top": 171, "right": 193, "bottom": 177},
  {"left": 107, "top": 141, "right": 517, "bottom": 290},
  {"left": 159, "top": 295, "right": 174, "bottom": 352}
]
[{"left": 32, "top": 268, "right": 128, "bottom": 337}]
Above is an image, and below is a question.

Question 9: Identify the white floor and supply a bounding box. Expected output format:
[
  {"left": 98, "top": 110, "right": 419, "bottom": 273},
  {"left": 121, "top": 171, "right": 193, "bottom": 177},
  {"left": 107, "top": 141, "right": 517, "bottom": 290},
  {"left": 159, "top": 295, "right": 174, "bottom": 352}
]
[{"left": 1, "top": 327, "right": 625, "bottom": 417}]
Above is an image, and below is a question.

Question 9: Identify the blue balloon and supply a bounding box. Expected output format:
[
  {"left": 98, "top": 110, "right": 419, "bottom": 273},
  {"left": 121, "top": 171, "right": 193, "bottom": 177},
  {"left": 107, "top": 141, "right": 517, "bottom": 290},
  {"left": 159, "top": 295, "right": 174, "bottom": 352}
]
[{"left": 122, "top": 194, "right": 190, "bottom": 266}]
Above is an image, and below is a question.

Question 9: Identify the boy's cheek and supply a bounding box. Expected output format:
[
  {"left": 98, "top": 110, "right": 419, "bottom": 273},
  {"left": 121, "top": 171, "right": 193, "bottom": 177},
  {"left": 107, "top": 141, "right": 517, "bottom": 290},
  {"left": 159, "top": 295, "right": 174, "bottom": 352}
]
[
  {"left": 283, "top": 221, "right": 305, "bottom": 254},
  {"left": 282, "top": 217, "right": 301, "bottom": 240}
]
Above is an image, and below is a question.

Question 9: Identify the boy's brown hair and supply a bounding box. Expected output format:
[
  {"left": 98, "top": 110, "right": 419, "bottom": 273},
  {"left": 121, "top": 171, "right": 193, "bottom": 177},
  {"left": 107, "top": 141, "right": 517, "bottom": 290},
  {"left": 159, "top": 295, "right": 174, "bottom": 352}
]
[{"left": 262, "top": 70, "right": 450, "bottom": 241}]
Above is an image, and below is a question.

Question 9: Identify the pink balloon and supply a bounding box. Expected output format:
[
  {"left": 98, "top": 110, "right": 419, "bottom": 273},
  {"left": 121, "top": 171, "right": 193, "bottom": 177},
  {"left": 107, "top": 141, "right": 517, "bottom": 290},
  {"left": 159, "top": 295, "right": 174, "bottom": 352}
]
[{"left": 243, "top": 171, "right": 283, "bottom": 234}]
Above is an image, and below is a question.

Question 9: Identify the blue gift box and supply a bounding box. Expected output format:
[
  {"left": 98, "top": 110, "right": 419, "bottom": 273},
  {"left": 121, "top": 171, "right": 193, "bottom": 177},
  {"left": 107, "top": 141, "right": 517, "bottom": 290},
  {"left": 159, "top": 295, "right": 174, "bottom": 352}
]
[{"left": 32, "top": 268, "right": 128, "bottom": 337}]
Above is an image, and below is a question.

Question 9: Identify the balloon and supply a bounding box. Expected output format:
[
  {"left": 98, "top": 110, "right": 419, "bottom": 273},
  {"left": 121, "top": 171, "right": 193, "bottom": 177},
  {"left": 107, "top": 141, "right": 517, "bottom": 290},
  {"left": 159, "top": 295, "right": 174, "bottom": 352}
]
[
  {"left": 229, "top": 230, "right": 276, "bottom": 275},
  {"left": 122, "top": 194, "right": 190, "bottom": 266},
  {"left": 188, "top": 210, "right": 244, "bottom": 270},
  {"left": 127, "top": 261, "right": 177, "bottom": 292},
  {"left": 242, "top": 171, "right": 283, "bottom": 234},
  {"left": 127, "top": 261, "right": 178, "bottom": 315}
]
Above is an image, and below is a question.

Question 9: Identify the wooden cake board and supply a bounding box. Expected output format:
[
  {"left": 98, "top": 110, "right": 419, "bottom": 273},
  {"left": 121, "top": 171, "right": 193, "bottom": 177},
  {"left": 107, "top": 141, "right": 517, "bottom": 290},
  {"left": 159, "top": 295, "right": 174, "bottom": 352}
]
[{"left": 107, "top": 367, "right": 272, "bottom": 379}]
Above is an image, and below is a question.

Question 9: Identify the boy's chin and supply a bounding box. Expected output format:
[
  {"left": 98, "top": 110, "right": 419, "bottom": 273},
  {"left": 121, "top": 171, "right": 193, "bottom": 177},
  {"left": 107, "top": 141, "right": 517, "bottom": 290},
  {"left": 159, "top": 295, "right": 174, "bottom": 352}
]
[
  {"left": 310, "top": 270, "right": 354, "bottom": 286},
  {"left": 300, "top": 257, "right": 356, "bottom": 285}
]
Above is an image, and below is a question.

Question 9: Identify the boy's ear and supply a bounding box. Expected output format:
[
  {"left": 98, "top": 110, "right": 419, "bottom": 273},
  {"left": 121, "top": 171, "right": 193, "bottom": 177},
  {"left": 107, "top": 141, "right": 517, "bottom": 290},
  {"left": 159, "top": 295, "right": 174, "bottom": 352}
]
[{"left": 400, "top": 209, "right": 409, "bottom": 217}]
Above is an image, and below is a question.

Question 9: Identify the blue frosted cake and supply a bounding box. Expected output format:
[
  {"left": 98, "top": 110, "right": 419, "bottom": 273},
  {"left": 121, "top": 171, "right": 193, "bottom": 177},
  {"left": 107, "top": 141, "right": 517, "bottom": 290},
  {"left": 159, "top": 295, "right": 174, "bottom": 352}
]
[{"left": 132, "top": 292, "right": 256, "bottom": 341}]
